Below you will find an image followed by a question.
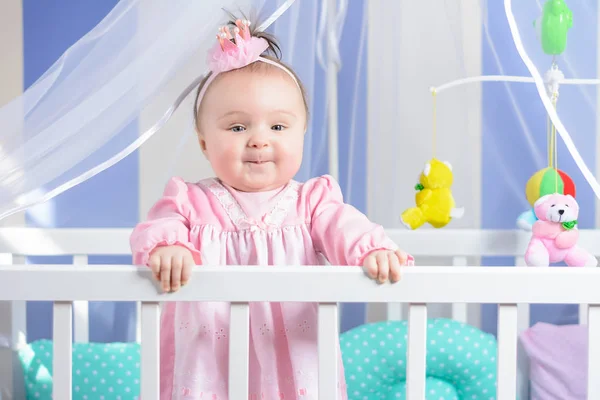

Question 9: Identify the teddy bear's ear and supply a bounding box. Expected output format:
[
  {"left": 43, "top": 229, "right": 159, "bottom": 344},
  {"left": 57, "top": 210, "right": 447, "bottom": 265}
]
[
  {"left": 566, "top": 194, "right": 575, "bottom": 200},
  {"left": 443, "top": 161, "right": 452, "bottom": 171},
  {"left": 534, "top": 194, "right": 552, "bottom": 208},
  {"left": 423, "top": 163, "right": 431, "bottom": 176}
]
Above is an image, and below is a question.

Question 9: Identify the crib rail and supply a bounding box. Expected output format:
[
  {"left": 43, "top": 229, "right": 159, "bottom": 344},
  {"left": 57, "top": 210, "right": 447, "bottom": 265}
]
[
  {"left": 3, "top": 228, "right": 600, "bottom": 400},
  {"left": 2, "top": 265, "right": 600, "bottom": 400}
]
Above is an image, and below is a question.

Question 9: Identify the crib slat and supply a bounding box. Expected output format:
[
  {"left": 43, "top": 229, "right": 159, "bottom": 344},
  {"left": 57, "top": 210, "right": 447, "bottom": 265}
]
[
  {"left": 8, "top": 255, "right": 27, "bottom": 347},
  {"left": 7, "top": 256, "right": 26, "bottom": 400},
  {"left": 587, "top": 305, "right": 600, "bottom": 398},
  {"left": 514, "top": 257, "right": 530, "bottom": 400},
  {"left": 53, "top": 301, "right": 73, "bottom": 400},
  {"left": 73, "top": 255, "right": 89, "bottom": 343},
  {"left": 516, "top": 303, "right": 531, "bottom": 400},
  {"left": 515, "top": 258, "right": 530, "bottom": 336},
  {"left": 136, "top": 301, "right": 142, "bottom": 343},
  {"left": 229, "top": 302, "right": 250, "bottom": 400},
  {"left": 497, "top": 304, "right": 518, "bottom": 400},
  {"left": 141, "top": 302, "right": 160, "bottom": 400},
  {"left": 0, "top": 254, "right": 26, "bottom": 400},
  {"left": 406, "top": 303, "right": 427, "bottom": 400},
  {"left": 579, "top": 267, "right": 594, "bottom": 325},
  {"left": 451, "top": 257, "right": 468, "bottom": 323},
  {"left": 318, "top": 303, "right": 338, "bottom": 399}
]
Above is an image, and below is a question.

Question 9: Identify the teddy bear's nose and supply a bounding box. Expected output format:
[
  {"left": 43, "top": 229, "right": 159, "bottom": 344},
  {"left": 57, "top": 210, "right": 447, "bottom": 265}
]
[{"left": 558, "top": 209, "right": 565, "bottom": 215}]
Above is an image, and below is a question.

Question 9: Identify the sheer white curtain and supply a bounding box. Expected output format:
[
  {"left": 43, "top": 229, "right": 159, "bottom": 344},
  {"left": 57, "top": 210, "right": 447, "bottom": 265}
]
[{"left": 0, "top": 0, "right": 327, "bottom": 222}]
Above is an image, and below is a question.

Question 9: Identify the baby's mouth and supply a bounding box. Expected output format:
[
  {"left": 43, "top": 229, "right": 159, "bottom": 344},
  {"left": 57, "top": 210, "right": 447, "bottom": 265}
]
[{"left": 245, "top": 160, "right": 272, "bottom": 166}]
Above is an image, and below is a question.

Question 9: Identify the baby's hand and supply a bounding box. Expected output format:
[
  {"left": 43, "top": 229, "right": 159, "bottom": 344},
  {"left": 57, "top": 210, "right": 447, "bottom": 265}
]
[
  {"left": 362, "top": 249, "right": 411, "bottom": 284},
  {"left": 148, "top": 245, "right": 195, "bottom": 292}
]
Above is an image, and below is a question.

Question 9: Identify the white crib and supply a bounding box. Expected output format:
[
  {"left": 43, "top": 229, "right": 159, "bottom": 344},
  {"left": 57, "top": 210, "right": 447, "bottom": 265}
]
[{"left": 1, "top": 227, "right": 600, "bottom": 400}]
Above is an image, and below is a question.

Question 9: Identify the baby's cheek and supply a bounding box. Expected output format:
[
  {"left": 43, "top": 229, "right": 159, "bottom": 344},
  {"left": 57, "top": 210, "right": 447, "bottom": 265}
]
[
  {"left": 210, "top": 148, "right": 242, "bottom": 177},
  {"left": 277, "top": 150, "right": 303, "bottom": 176},
  {"left": 280, "top": 136, "right": 304, "bottom": 164}
]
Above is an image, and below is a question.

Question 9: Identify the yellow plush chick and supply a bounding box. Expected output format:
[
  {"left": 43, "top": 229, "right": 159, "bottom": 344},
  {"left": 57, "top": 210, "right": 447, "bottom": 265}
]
[{"left": 401, "top": 158, "right": 464, "bottom": 229}]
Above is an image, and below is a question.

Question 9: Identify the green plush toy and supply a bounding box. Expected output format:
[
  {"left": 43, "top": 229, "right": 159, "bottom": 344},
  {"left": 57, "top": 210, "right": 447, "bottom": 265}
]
[{"left": 534, "top": 0, "right": 573, "bottom": 55}]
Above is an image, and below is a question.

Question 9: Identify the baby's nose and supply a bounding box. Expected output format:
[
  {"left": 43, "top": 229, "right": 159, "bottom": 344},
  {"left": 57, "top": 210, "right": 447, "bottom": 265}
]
[
  {"left": 249, "top": 136, "right": 269, "bottom": 148},
  {"left": 558, "top": 209, "right": 565, "bottom": 215}
]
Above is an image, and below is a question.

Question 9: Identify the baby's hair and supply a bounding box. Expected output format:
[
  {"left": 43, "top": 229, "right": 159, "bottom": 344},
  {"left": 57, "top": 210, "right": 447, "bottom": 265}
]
[{"left": 193, "top": 11, "right": 309, "bottom": 130}]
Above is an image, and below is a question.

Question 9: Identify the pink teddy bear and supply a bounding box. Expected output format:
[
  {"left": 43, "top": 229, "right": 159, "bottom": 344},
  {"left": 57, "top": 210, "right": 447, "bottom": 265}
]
[{"left": 525, "top": 193, "right": 597, "bottom": 267}]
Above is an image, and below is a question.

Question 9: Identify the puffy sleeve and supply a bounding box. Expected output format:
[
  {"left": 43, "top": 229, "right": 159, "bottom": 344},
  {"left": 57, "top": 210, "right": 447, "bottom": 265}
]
[
  {"left": 130, "top": 177, "right": 202, "bottom": 266},
  {"left": 308, "top": 175, "right": 398, "bottom": 266}
]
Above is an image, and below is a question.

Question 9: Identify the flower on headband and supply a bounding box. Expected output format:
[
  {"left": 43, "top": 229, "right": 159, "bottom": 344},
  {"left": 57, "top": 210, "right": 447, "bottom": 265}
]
[{"left": 207, "top": 19, "right": 269, "bottom": 73}]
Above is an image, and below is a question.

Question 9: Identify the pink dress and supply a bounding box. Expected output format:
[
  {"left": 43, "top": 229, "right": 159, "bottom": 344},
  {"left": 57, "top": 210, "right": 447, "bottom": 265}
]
[{"left": 130, "top": 175, "right": 398, "bottom": 399}]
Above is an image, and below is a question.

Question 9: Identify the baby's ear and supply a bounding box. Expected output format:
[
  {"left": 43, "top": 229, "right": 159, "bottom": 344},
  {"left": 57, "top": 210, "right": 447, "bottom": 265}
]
[{"left": 198, "top": 135, "right": 208, "bottom": 153}]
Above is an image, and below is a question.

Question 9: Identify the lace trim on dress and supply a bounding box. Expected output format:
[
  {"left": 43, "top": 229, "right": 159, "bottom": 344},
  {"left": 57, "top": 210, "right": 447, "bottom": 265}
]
[{"left": 198, "top": 178, "right": 300, "bottom": 232}]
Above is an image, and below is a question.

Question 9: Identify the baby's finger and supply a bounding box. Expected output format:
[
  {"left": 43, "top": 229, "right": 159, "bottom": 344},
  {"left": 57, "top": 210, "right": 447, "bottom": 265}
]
[
  {"left": 388, "top": 252, "right": 401, "bottom": 283},
  {"left": 376, "top": 252, "right": 389, "bottom": 283},
  {"left": 170, "top": 256, "right": 183, "bottom": 292},
  {"left": 363, "top": 255, "right": 378, "bottom": 280},
  {"left": 395, "top": 249, "right": 408, "bottom": 265},
  {"left": 181, "top": 256, "right": 193, "bottom": 286},
  {"left": 148, "top": 255, "right": 161, "bottom": 281},
  {"left": 160, "top": 256, "right": 172, "bottom": 293}
]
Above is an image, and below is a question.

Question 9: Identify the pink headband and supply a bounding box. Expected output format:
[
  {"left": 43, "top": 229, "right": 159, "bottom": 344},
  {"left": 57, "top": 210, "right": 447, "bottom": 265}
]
[{"left": 196, "top": 19, "right": 299, "bottom": 113}]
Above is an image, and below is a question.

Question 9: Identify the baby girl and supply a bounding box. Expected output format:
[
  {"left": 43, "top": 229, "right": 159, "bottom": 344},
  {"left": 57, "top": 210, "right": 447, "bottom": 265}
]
[{"left": 130, "top": 16, "right": 411, "bottom": 400}]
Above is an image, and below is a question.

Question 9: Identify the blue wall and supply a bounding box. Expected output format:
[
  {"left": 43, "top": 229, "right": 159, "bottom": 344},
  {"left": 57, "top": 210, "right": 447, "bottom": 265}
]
[{"left": 23, "top": 0, "right": 139, "bottom": 343}]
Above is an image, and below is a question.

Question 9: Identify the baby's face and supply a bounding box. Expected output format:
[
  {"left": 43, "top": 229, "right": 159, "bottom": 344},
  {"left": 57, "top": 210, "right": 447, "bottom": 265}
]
[{"left": 198, "top": 67, "right": 306, "bottom": 192}]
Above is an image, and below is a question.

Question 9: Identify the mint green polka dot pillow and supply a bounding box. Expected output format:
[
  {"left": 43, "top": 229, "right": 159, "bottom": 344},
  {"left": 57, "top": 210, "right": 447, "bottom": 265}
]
[
  {"left": 17, "top": 339, "right": 140, "bottom": 400},
  {"left": 340, "top": 318, "right": 498, "bottom": 400}
]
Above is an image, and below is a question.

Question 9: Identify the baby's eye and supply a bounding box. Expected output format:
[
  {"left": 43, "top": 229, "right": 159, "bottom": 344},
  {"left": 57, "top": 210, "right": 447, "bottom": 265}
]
[
  {"left": 231, "top": 125, "right": 245, "bottom": 133},
  {"left": 271, "top": 125, "right": 285, "bottom": 131}
]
